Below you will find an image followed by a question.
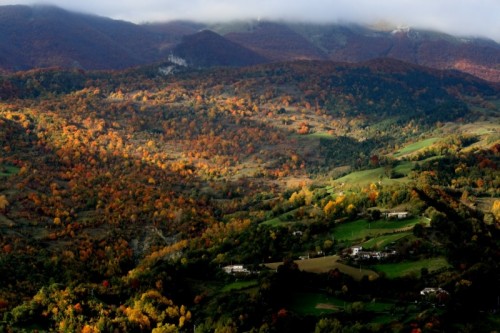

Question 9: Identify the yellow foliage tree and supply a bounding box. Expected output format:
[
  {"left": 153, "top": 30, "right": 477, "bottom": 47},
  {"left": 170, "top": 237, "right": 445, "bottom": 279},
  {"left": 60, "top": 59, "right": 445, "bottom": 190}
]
[
  {"left": 289, "top": 187, "right": 313, "bottom": 205},
  {"left": 0, "top": 195, "right": 8, "bottom": 212},
  {"left": 324, "top": 200, "right": 335, "bottom": 216},
  {"left": 346, "top": 203, "right": 356, "bottom": 214},
  {"left": 492, "top": 200, "right": 500, "bottom": 221}
]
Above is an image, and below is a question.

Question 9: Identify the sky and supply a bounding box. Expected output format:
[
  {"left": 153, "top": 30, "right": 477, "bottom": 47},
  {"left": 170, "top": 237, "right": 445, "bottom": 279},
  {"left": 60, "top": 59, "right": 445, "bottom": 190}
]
[{"left": 1, "top": 0, "right": 499, "bottom": 42}]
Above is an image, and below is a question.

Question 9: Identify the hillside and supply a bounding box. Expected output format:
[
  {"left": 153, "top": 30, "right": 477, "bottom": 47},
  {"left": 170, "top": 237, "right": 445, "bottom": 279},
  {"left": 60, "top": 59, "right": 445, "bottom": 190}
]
[{"left": 0, "top": 59, "right": 499, "bottom": 332}]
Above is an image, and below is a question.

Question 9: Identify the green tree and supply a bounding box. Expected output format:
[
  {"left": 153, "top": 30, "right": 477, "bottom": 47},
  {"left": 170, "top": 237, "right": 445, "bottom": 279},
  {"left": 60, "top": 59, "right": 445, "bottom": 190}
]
[{"left": 315, "top": 318, "right": 343, "bottom": 333}]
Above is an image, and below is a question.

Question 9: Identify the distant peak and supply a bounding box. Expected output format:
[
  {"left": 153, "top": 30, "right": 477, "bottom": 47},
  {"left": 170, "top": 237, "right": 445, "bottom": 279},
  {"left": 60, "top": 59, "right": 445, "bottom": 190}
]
[{"left": 391, "top": 25, "right": 411, "bottom": 34}]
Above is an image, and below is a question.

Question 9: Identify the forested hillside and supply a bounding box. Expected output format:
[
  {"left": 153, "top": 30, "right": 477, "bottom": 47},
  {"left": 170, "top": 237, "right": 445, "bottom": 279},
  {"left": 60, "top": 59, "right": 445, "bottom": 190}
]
[{"left": 0, "top": 59, "right": 499, "bottom": 332}]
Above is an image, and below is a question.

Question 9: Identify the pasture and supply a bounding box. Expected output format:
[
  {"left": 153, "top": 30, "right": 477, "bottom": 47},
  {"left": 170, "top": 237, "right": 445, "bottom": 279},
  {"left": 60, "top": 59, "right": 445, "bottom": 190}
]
[
  {"left": 360, "top": 232, "right": 412, "bottom": 250},
  {"left": 288, "top": 291, "right": 401, "bottom": 323},
  {"left": 333, "top": 161, "right": 414, "bottom": 186},
  {"left": 373, "top": 257, "right": 451, "bottom": 279},
  {"left": 261, "top": 207, "right": 302, "bottom": 226},
  {"left": 265, "top": 255, "right": 378, "bottom": 281},
  {"left": 333, "top": 217, "right": 424, "bottom": 242},
  {"left": 289, "top": 292, "right": 344, "bottom": 315},
  {"left": 221, "top": 280, "right": 258, "bottom": 292},
  {"left": 393, "top": 137, "right": 441, "bottom": 157}
]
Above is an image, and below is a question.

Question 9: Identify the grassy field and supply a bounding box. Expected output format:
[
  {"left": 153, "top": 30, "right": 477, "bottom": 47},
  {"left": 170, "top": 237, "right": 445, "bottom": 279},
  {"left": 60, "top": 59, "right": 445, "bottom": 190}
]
[
  {"left": 221, "top": 280, "right": 258, "bottom": 292},
  {"left": 261, "top": 208, "right": 299, "bottom": 226},
  {"left": 333, "top": 161, "right": 414, "bottom": 186},
  {"left": 261, "top": 216, "right": 284, "bottom": 227},
  {"left": 289, "top": 292, "right": 344, "bottom": 315},
  {"left": 261, "top": 207, "right": 315, "bottom": 226},
  {"left": 373, "top": 257, "right": 451, "bottom": 279},
  {"left": 265, "top": 255, "right": 378, "bottom": 280},
  {"left": 0, "top": 164, "right": 19, "bottom": 177},
  {"left": 288, "top": 292, "right": 395, "bottom": 319},
  {"left": 393, "top": 137, "right": 441, "bottom": 157},
  {"left": 360, "top": 232, "right": 412, "bottom": 250},
  {"left": 393, "top": 162, "right": 415, "bottom": 175},
  {"left": 333, "top": 217, "right": 424, "bottom": 242},
  {"left": 305, "top": 132, "right": 335, "bottom": 139}
]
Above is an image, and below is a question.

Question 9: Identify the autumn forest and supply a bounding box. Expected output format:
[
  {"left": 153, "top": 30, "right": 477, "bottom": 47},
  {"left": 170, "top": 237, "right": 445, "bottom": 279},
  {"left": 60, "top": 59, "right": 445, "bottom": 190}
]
[{"left": 0, "top": 58, "right": 499, "bottom": 332}]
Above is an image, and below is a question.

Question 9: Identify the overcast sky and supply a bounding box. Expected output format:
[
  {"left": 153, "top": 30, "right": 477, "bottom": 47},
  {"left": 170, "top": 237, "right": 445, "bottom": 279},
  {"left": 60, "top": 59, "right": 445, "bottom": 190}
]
[{"left": 2, "top": 0, "right": 500, "bottom": 41}]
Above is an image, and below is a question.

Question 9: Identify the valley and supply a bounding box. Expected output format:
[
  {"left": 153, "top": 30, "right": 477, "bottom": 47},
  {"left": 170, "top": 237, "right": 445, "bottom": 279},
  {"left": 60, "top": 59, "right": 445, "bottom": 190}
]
[{"left": 0, "top": 58, "right": 499, "bottom": 332}]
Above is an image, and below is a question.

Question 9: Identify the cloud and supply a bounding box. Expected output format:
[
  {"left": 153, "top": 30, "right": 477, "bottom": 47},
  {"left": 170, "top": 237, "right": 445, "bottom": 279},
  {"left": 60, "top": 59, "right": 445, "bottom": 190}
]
[{"left": 2, "top": 0, "right": 500, "bottom": 41}]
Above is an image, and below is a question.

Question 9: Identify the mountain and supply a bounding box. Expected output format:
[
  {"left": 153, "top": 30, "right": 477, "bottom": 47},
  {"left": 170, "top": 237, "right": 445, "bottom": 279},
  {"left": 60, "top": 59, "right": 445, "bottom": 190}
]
[
  {"left": 0, "top": 5, "right": 499, "bottom": 82},
  {"left": 221, "top": 21, "right": 500, "bottom": 82},
  {"left": 0, "top": 5, "right": 172, "bottom": 70},
  {"left": 172, "top": 30, "right": 269, "bottom": 67},
  {"left": 223, "top": 21, "right": 327, "bottom": 61}
]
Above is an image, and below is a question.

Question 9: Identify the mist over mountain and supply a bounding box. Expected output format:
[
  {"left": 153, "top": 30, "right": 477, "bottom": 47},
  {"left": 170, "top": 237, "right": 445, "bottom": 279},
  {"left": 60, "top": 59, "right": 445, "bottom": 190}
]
[{"left": 0, "top": 5, "right": 499, "bottom": 82}]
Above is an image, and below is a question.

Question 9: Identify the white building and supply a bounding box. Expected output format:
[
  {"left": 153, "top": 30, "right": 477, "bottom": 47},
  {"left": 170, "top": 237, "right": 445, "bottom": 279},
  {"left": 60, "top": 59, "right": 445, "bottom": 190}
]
[
  {"left": 223, "top": 265, "right": 250, "bottom": 275},
  {"left": 351, "top": 246, "right": 363, "bottom": 256},
  {"left": 386, "top": 212, "right": 410, "bottom": 219}
]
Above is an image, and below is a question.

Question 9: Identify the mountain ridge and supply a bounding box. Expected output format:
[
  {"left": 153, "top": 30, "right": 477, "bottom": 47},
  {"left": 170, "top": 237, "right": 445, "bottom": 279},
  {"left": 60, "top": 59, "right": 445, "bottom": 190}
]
[{"left": 0, "top": 5, "right": 499, "bottom": 82}]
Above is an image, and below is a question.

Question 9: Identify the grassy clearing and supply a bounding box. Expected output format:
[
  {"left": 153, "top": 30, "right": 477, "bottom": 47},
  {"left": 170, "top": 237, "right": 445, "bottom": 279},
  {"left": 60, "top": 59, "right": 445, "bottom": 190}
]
[
  {"left": 261, "top": 207, "right": 307, "bottom": 226},
  {"left": 334, "top": 168, "right": 385, "bottom": 185},
  {"left": 394, "top": 137, "right": 441, "bottom": 157},
  {"left": 333, "top": 217, "right": 424, "bottom": 242},
  {"left": 289, "top": 292, "right": 395, "bottom": 319},
  {"left": 0, "top": 165, "right": 19, "bottom": 177},
  {"left": 289, "top": 292, "right": 344, "bottom": 315},
  {"left": 459, "top": 119, "right": 500, "bottom": 136},
  {"left": 221, "top": 280, "right": 258, "bottom": 292},
  {"left": 261, "top": 216, "right": 285, "bottom": 227},
  {"left": 373, "top": 257, "right": 451, "bottom": 279},
  {"left": 393, "top": 162, "right": 415, "bottom": 175},
  {"left": 306, "top": 132, "right": 335, "bottom": 139},
  {"left": 265, "top": 255, "right": 378, "bottom": 280},
  {"left": 333, "top": 161, "right": 414, "bottom": 186},
  {"left": 360, "top": 232, "right": 412, "bottom": 250}
]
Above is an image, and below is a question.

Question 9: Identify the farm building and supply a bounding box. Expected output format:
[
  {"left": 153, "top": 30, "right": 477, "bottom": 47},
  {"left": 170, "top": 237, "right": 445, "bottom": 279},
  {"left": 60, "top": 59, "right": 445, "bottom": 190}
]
[
  {"left": 385, "top": 211, "right": 410, "bottom": 219},
  {"left": 420, "top": 287, "right": 448, "bottom": 296},
  {"left": 223, "top": 265, "right": 251, "bottom": 275},
  {"left": 351, "top": 246, "right": 363, "bottom": 256}
]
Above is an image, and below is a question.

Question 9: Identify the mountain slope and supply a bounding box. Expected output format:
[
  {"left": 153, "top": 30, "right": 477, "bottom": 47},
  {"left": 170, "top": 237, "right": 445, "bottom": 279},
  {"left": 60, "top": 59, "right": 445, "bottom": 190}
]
[
  {"left": 172, "top": 30, "right": 269, "bottom": 67},
  {"left": 0, "top": 5, "right": 170, "bottom": 70},
  {"left": 226, "top": 22, "right": 500, "bottom": 82},
  {"left": 224, "top": 21, "right": 327, "bottom": 61}
]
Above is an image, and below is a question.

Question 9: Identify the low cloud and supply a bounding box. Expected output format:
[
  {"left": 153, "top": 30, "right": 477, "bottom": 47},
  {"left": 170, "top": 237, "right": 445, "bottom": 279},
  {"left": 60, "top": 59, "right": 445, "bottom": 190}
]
[{"left": 4, "top": 0, "right": 500, "bottom": 41}]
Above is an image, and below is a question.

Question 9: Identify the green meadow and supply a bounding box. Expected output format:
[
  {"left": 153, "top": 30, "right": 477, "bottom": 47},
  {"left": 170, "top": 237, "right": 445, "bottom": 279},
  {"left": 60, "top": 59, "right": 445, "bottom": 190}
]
[
  {"left": 373, "top": 257, "right": 451, "bottom": 279},
  {"left": 393, "top": 137, "right": 441, "bottom": 157},
  {"left": 333, "top": 217, "right": 424, "bottom": 242},
  {"left": 333, "top": 161, "right": 414, "bottom": 186}
]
